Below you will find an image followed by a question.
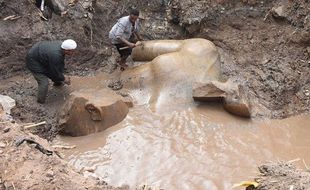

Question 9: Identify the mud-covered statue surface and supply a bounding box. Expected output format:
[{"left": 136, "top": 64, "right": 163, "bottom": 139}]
[
  {"left": 121, "top": 39, "right": 221, "bottom": 105},
  {"left": 59, "top": 38, "right": 251, "bottom": 136},
  {"left": 121, "top": 38, "right": 250, "bottom": 116},
  {"left": 58, "top": 89, "right": 130, "bottom": 136}
]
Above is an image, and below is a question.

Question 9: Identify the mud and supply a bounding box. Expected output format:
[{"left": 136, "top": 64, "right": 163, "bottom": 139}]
[
  {"left": 0, "top": 122, "right": 124, "bottom": 190},
  {"left": 255, "top": 161, "right": 310, "bottom": 190},
  {"left": 0, "top": 0, "right": 308, "bottom": 132},
  {"left": 108, "top": 80, "right": 123, "bottom": 91},
  {"left": 0, "top": 0, "right": 310, "bottom": 189},
  {"left": 59, "top": 106, "right": 310, "bottom": 190},
  {"left": 169, "top": 0, "right": 310, "bottom": 118}
]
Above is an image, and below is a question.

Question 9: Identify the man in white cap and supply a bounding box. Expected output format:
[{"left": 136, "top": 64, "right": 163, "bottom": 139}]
[{"left": 26, "top": 39, "right": 77, "bottom": 103}]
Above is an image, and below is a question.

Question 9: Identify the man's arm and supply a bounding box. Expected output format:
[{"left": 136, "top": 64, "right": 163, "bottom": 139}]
[
  {"left": 134, "top": 31, "right": 143, "bottom": 41},
  {"left": 119, "top": 37, "right": 136, "bottom": 48},
  {"left": 47, "top": 53, "right": 65, "bottom": 82},
  {"left": 113, "top": 20, "right": 136, "bottom": 48}
]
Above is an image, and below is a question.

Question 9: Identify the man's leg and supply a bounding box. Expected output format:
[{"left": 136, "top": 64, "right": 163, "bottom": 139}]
[
  {"left": 115, "top": 43, "right": 132, "bottom": 70},
  {"left": 32, "top": 73, "right": 49, "bottom": 104},
  {"left": 120, "top": 54, "right": 129, "bottom": 67},
  {"left": 53, "top": 81, "right": 63, "bottom": 87}
]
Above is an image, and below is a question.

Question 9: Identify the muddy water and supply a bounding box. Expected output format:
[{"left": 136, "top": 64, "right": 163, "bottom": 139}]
[{"left": 60, "top": 99, "right": 310, "bottom": 189}]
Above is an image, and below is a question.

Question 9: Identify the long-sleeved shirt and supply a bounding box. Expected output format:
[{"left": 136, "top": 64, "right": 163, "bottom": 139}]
[
  {"left": 109, "top": 16, "right": 140, "bottom": 44},
  {"left": 26, "top": 41, "right": 65, "bottom": 82}
]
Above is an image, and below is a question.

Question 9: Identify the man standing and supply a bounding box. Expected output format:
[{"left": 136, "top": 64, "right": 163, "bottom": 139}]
[
  {"left": 109, "top": 9, "right": 143, "bottom": 70},
  {"left": 26, "top": 39, "right": 77, "bottom": 104},
  {"left": 35, "top": 0, "right": 67, "bottom": 20}
]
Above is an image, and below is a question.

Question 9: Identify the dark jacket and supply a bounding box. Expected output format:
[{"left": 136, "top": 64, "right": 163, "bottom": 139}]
[{"left": 26, "top": 41, "right": 65, "bottom": 82}]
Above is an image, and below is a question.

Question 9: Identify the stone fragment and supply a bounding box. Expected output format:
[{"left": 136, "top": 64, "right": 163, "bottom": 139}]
[
  {"left": 0, "top": 142, "right": 6, "bottom": 148},
  {"left": 58, "top": 89, "right": 131, "bottom": 136},
  {"left": 193, "top": 82, "right": 226, "bottom": 102},
  {"left": 46, "top": 170, "right": 54, "bottom": 178},
  {"left": 223, "top": 96, "right": 251, "bottom": 118},
  {"left": 3, "top": 127, "right": 10, "bottom": 133},
  {"left": 0, "top": 95, "right": 15, "bottom": 115},
  {"left": 271, "top": 5, "right": 288, "bottom": 19},
  {"left": 193, "top": 81, "right": 251, "bottom": 118}
]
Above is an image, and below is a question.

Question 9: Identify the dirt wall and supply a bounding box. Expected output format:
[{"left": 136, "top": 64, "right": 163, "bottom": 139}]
[
  {"left": 168, "top": 0, "right": 310, "bottom": 118},
  {"left": 0, "top": 0, "right": 180, "bottom": 79}
]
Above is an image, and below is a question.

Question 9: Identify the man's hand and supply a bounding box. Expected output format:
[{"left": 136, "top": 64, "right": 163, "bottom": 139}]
[
  {"left": 61, "top": 11, "right": 67, "bottom": 17},
  {"left": 128, "top": 42, "right": 136, "bottom": 48},
  {"left": 136, "top": 41, "right": 143, "bottom": 46},
  {"left": 64, "top": 76, "right": 71, "bottom": 85}
]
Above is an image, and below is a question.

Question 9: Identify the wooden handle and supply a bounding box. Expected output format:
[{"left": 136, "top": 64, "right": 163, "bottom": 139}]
[
  {"left": 119, "top": 46, "right": 130, "bottom": 50},
  {"left": 119, "top": 43, "right": 143, "bottom": 50}
]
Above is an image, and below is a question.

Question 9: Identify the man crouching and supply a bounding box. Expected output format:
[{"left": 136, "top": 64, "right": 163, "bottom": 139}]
[
  {"left": 26, "top": 39, "right": 77, "bottom": 104},
  {"left": 109, "top": 9, "right": 143, "bottom": 71}
]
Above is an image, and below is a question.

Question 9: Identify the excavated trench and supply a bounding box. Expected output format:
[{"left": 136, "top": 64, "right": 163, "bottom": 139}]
[
  {"left": 54, "top": 39, "right": 310, "bottom": 189},
  {"left": 57, "top": 76, "right": 310, "bottom": 189},
  {"left": 1, "top": 0, "right": 309, "bottom": 189}
]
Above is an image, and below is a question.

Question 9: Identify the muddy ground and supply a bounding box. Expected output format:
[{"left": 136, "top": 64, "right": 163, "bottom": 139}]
[
  {"left": 0, "top": 0, "right": 308, "bottom": 129},
  {"left": 172, "top": 0, "right": 310, "bottom": 118},
  {"left": 0, "top": 122, "right": 129, "bottom": 190},
  {"left": 0, "top": 0, "right": 310, "bottom": 189},
  {"left": 2, "top": 119, "right": 310, "bottom": 190},
  {"left": 254, "top": 161, "right": 310, "bottom": 190}
]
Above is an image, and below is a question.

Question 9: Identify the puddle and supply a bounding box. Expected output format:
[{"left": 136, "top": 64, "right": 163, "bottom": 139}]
[
  {"left": 60, "top": 103, "right": 310, "bottom": 190},
  {"left": 57, "top": 42, "right": 310, "bottom": 189}
]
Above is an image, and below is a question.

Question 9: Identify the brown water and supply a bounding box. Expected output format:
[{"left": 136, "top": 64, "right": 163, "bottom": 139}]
[
  {"left": 58, "top": 43, "right": 310, "bottom": 189},
  {"left": 60, "top": 102, "right": 310, "bottom": 190}
]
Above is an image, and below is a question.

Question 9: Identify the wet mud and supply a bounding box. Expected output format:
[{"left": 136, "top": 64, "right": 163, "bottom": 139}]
[
  {"left": 1, "top": 1, "right": 310, "bottom": 189},
  {"left": 1, "top": 53, "right": 309, "bottom": 189},
  {"left": 60, "top": 104, "right": 310, "bottom": 190}
]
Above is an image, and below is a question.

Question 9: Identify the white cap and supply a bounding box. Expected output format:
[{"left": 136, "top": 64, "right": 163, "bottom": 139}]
[{"left": 61, "top": 39, "right": 77, "bottom": 50}]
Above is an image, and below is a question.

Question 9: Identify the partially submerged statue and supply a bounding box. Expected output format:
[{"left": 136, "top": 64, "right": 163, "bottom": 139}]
[
  {"left": 121, "top": 38, "right": 250, "bottom": 116},
  {"left": 58, "top": 89, "right": 131, "bottom": 136},
  {"left": 59, "top": 38, "right": 250, "bottom": 136},
  {"left": 120, "top": 38, "right": 222, "bottom": 109}
]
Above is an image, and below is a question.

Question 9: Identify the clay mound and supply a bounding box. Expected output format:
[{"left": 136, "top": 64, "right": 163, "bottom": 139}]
[{"left": 58, "top": 88, "right": 131, "bottom": 136}]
